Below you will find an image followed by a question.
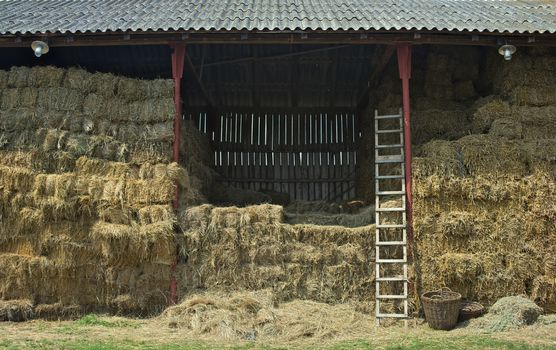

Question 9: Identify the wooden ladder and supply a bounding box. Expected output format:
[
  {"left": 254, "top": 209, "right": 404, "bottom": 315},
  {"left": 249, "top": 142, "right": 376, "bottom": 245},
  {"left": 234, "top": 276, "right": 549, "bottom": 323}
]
[{"left": 374, "top": 109, "right": 408, "bottom": 326}]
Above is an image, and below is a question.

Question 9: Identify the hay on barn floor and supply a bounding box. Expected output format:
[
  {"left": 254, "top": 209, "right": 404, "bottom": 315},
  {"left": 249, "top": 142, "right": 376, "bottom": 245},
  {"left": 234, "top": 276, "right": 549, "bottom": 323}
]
[{"left": 159, "top": 290, "right": 375, "bottom": 343}]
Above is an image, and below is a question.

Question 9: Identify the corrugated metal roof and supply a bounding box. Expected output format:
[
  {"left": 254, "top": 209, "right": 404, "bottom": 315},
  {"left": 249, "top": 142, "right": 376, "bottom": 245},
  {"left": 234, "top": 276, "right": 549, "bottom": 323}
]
[{"left": 0, "top": 0, "right": 555, "bottom": 36}]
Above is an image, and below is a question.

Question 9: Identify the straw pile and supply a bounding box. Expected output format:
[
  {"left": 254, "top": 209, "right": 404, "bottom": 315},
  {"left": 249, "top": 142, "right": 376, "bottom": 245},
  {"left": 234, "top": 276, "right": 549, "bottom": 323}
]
[
  {"left": 159, "top": 289, "right": 375, "bottom": 343},
  {"left": 467, "top": 296, "right": 543, "bottom": 332},
  {"left": 0, "top": 66, "right": 189, "bottom": 316}
]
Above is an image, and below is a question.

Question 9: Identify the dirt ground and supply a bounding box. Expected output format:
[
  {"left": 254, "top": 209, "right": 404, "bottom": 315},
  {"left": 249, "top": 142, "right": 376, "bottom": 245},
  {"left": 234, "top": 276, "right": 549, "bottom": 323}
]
[{"left": 0, "top": 315, "right": 555, "bottom": 350}]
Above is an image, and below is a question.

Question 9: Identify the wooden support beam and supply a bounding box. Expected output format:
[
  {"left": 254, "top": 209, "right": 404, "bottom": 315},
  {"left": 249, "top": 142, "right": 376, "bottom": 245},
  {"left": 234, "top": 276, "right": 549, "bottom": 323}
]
[
  {"left": 1, "top": 31, "right": 555, "bottom": 48},
  {"left": 356, "top": 45, "right": 396, "bottom": 110}
]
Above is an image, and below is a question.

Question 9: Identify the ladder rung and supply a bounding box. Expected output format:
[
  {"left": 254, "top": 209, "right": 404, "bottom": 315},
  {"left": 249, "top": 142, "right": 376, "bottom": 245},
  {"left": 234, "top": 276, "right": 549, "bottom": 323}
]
[
  {"left": 376, "top": 294, "right": 407, "bottom": 299},
  {"left": 375, "top": 114, "right": 402, "bottom": 120},
  {"left": 376, "top": 240, "right": 406, "bottom": 246},
  {"left": 376, "top": 144, "right": 403, "bottom": 149},
  {"left": 376, "top": 129, "right": 402, "bottom": 134},
  {"left": 376, "top": 276, "right": 407, "bottom": 282},
  {"left": 377, "top": 191, "right": 405, "bottom": 195},
  {"left": 376, "top": 224, "right": 406, "bottom": 228},
  {"left": 376, "top": 258, "right": 407, "bottom": 263},
  {"left": 376, "top": 157, "right": 403, "bottom": 164},
  {"left": 376, "top": 175, "right": 404, "bottom": 179},
  {"left": 376, "top": 313, "right": 408, "bottom": 318},
  {"left": 376, "top": 207, "right": 405, "bottom": 212}
]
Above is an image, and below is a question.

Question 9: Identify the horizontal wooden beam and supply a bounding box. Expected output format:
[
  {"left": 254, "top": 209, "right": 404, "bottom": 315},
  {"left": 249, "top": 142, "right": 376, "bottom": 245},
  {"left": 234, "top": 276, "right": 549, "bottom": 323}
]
[
  {"left": 1, "top": 30, "right": 555, "bottom": 48},
  {"left": 184, "top": 106, "right": 357, "bottom": 114}
]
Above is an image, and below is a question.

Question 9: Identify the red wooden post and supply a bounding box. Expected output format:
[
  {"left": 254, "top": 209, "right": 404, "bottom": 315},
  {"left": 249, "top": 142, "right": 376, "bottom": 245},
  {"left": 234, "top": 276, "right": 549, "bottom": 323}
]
[
  {"left": 396, "top": 44, "right": 413, "bottom": 250},
  {"left": 170, "top": 43, "right": 185, "bottom": 305}
]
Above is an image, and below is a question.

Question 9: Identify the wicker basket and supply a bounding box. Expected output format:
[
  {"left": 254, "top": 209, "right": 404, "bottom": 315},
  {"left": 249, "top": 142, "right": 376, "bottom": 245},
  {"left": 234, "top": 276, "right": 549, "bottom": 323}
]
[
  {"left": 458, "top": 300, "right": 485, "bottom": 322},
  {"left": 422, "top": 288, "right": 462, "bottom": 330}
]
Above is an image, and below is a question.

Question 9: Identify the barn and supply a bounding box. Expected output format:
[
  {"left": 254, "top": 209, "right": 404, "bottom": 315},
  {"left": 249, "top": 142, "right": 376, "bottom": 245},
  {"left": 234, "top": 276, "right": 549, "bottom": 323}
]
[{"left": 0, "top": 0, "right": 554, "bottom": 327}]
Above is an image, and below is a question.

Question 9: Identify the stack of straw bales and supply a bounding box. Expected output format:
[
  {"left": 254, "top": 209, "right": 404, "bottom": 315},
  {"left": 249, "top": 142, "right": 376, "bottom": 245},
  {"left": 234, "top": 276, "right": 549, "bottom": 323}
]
[
  {"left": 0, "top": 66, "right": 190, "bottom": 316},
  {"left": 178, "top": 204, "right": 377, "bottom": 310},
  {"left": 413, "top": 49, "right": 556, "bottom": 311}
]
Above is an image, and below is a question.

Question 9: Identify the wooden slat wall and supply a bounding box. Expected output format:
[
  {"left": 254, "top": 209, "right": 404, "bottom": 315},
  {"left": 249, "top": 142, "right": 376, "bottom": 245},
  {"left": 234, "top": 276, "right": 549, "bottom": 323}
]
[{"left": 183, "top": 108, "right": 358, "bottom": 202}]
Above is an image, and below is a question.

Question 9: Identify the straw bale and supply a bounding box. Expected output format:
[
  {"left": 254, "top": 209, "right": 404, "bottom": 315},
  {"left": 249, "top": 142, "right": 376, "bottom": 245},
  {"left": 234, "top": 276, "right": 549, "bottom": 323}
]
[
  {"left": 0, "top": 108, "right": 36, "bottom": 132},
  {"left": 91, "top": 221, "right": 176, "bottom": 266},
  {"left": 0, "top": 299, "right": 33, "bottom": 322},
  {"left": 1, "top": 88, "right": 38, "bottom": 109},
  {"left": 128, "top": 98, "right": 175, "bottom": 123},
  {"left": 532, "top": 276, "right": 556, "bottom": 313},
  {"left": 138, "top": 205, "right": 175, "bottom": 225},
  {"left": 489, "top": 118, "right": 522, "bottom": 139},
  {"left": 28, "top": 66, "right": 65, "bottom": 88},
  {"left": 412, "top": 108, "right": 469, "bottom": 145},
  {"left": 413, "top": 140, "right": 465, "bottom": 178},
  {"left": 0, "top": 165, "right": 35, "bottom": 192},
  {"left": 64, "top": 68, "right": 118, "bottom": 97},
  {"left": 285, "top": 201, "right": 342, "bottom": 214},
  {"left": 33, "top": 303, "right": 82, "bottom": 320},
  {"left": 284, "top": 206, "right": 373, "bottom": 227},
  {"left": 75, "top": 156, "right": 134, "bottom": 178},
  {"left": 37, "top": 87, "right": 84, "bottom": 111},
  {"left": 471, "top": 97, "right": 511, "bottom": 133},
  {"left": 7, "top": 66, "right": 30, "bottom": 88},
  {"left": 513, "top": 106, "right": 556, "bottom": 139},
  {"left": 82, "top": 94, "right": 128, "bottom": 120},
  {"left": 453, "top": 80, "right": 476, "bottom": 101},
  {"left": 510, "top": 86, "right": 556, "bottom": 106},
  {"left": 97, "top": 204, "right": 135, "bottom": 225},
  {"left": 117, "top": 121, "right": 174, "bottom": 142},
  {"left": 457, "top": 134, "right": 526, "bottom": 177},
  {"left": 117, "top": 77, "right": 149, "bottom": 101},
  {"left": 128, "top": 141, "right": 173, "bottom": 164},
  {"left": 0, "top": 69, "right": 7, "bottom": 89}
]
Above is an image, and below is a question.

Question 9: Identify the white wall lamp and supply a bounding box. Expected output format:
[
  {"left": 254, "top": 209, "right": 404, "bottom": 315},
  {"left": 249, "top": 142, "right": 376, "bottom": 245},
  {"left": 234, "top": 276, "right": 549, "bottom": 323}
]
[
  {"left": 498, "top": 44, "right": 516, "bottom": 61},
  {"left": 31, "top": 40, "right": 49, "bottom": 58}
]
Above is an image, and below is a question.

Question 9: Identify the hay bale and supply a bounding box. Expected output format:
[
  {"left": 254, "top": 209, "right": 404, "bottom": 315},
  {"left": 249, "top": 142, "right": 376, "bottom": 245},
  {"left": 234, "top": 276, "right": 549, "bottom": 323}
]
[
  {"left": 453, "top": 80, "right": 476, "bottom": 101},
  {"left": 413, "top": 140, "right": 465, "bottom": 178},
  {"left": 513, "top": 106, "right": 556, "bottom": 139},
  {"left": 510, "top": 86, "right": 556, "bottom": 106},
  {"left": 64, "top": 68, "right": 118, "bottom": 97},
  {"left": 412, "top": 108, "right": 469, "bottom": 145},
  {"left": 7, "top": 66, "right": 30, "bottom": 88},
  {"left": 471, "top": 98, "right": 511, "bottom": 133},
  {"left": 457, "top": 134, "right": 526, "bottom": 177},
  {"left": 284, "top": 206, "right": 373, "bottom": 228},
  {"left": 0, "top": 69, "right": 7, "bottom": 89},
  {"left": 489, "top": 118, "right": 522, "bottom": 139},
  {"left": 28, "top": 66, "right": 65, "bottom": 87},
  {"left": 37, "top": 87, "right": 84, "bottom": 111},
  {"left": 0, "top": 299, "right": 34, "bottom": 322},
  {"left": 468, "top": 296, "right": 543, "bottom": 332},
  {"left": 1, "top": 88, "right": 38, "bottom": 109},
  {"left": 532, "top": 276, "right": 556, "bottom": 313}
]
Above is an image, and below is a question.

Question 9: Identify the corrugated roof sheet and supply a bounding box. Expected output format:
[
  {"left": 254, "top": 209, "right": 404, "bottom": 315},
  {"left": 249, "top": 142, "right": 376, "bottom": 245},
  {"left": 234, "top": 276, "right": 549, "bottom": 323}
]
[{"left": 0, "top": 0, "right": 555, "bottom": 35}]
